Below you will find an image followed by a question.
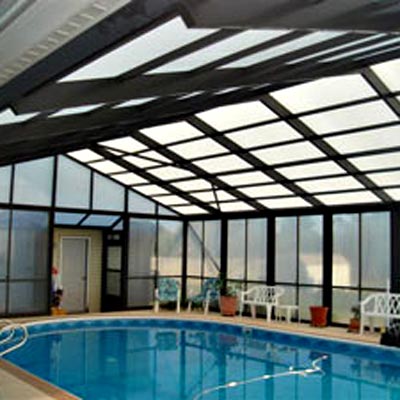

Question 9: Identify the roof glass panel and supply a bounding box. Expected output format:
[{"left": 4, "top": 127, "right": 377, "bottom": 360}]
[
  {"left": 49, "top": 104, "right": 103, "bottom": 118},
  {"left": 277, "top": 160, "right": 346, "bottom": 179},
  {"left": 90, "top": 160, "right": 126, "bottom": 174},
  {"left": 371, "top": 58, "right": 400, "bottom": 91},
  {"left": 239, "top": 184, "right": 292, "bottom": 198},
  {"left": 191, "top": 190, "right": 235, "bottom": 202},
  {"left": 55, "top": 212, "right": 85, "bottom": 225},
  {"left": 123, "top": 155, "right": 161, "bottom": 168},
  {"left": 60, "top": 17, "right": 216, "bottom": 81},
  {"left": 325, "top": 125, "right": 400, "bottom": 154},
  {"left": 0, "top": 108, "right": 38, "bottom": 125},
  {"left": 218, "top": 171, "right": 272, "bottom": 186},
  {"left": 316, "top": 191, "right": 380, "bottom": 205},
  {"left": 140, "top": 121, "right": 204, "bottom": 144},
  {"left": 112, "top": 173, "right": 148, "bottom": 185},
  {"left": 139, "top": 150, "right": 171, "bottom": 163},
  {"left": 213, "top": 201, "right": 255, "bottom": 212},
  {"left": 220, "top": 31, "right": 345, "bottom": 68},
  {"left": 179, "top": 91, "right": 205, "bottom": 100},
  {"left": 259, "top": 197, "right": 311, "bottom": 208},
  {"left": 68, "top": 149, "right": 102, "bottom": 163},
  {"left": 271, "top": 75, "right": 376, "bottom": 113},
  {"left": 367, "top": 171, "right": 400, "bottom": 186},
  {"left": 153, "top": 195, "right": 189, "bottom": 206},
  {"left": 149, "top": 29, "right": 288, "bottom": 73},
  {"left": 172, "top": 205, "right": 208, "bottom": 215},
  {"left": 301, "top": 100, "right": 398, "bottom": 135},
  {"left": 134, "top": 184, "right": 170, "bottom": 196},
  {"left": 348, "top": 152, "right": 400, "bottom": 171},
  {"left": 252, "top": 141, "right": 325, "bottom": 165},
  {"left": 169, "top": 138, "right": 226, "bottom": 159},
  {"left": 114, "top": 97, "right": 157, "bottom": 109},
  {"left": 172, "top": 179, "right": 212, "bottom": 191},
  {"left": 81, "top": 214, "right": 119, "bottom": 227},
  {"left": 385, "top": 188, "right": 400, "bottom": 201},
  {"left": 194, "top": 154, "right": 253, "bottom": 173},
  {"left": 196, "top": 101, "right": 276, "bottom": 131},
  {"left": 99, "top": 137, "right": 147, "bottom": 153},
  {"left": 148, "top": 166, "right": 194, "bottom": 180},
  {"left": 296, "top": 176, "right": 364, "bottom": 193},
  {"left": 227, "top": 121, "right": 302, "bottom": 148},
  {"left": 214, "top": 87, "right": 242, "bottom": 95}
]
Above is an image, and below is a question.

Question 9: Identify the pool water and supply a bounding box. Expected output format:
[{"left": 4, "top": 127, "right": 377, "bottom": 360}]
[{"left": 3, "top": 318, "right": 400, "bottom": 400}]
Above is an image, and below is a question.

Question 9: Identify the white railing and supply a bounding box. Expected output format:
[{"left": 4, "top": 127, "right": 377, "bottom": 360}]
[{"left": 0, "top": 319, "right": 29, "bottom": 357}]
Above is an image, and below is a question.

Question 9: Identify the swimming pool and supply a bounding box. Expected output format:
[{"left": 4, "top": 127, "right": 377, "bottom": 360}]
[{"left": 3, "top": 317, "right": 400, "bottom": 400}]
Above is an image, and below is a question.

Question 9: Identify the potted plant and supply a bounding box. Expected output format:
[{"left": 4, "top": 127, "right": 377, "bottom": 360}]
[
  {"left": 309, "top": 305, "right": 329, "bottom": 327},
  {"left": 348, "top": 305, "right": 360, "bottom": 333},
  {"left": 219, "top": 281, "right": 240, "bottom": 317}
]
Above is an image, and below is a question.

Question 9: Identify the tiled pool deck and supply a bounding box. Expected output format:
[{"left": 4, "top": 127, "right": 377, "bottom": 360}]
[{"left": 0, "top": 311, "right": 382, "bottom": 399}]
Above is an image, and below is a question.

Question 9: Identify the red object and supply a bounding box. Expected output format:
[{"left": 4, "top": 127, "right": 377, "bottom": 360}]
[
  {"left": 309, "top": 306, "right": 329, "bottom": 327},
  {"left": 220, "top": 296, "right": 237, "bottom": 316}
]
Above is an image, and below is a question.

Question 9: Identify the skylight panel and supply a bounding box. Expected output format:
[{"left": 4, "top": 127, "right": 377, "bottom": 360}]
[
  {"left": 212, "top": 201, "right": 254, "bottom": 212},
  {"left": 148, "top": 166, "right": 194, "bottom": 180},
  {"left": 371, "top": 58, "right": 400, "bottom": 92},
  {"left": 179, "top": 91, "right": 205, "bottom": 100},
  {"left": 153, "top": 195, "right": 189, "bottom": 206},
  {"left": 169, "top": 138, "right": 226, "bottom": 159},
  {"left": 239, "top": 184, "right": 292, "bottom": 198},
  {"left": 100, "top": 137, "right": 147, "bottom": 153},
  {"left": 367, "top": 171, "right": 400, "bottom": 186},
  {"left": 113, "top": 172, "right": 148, "bottom": 185},
  {"left": 49, "top": 104, "right": 103, "bottom": 118},
  {"left": 123, "top": 155, "right": 161, "bottom": 168},
  {"left": 148, "top": 29, "right": 289, "bottom": 73},
  {"left": 218, "top": 171, "right": 272, "bottom": 186},
  {"left": 258, "top": 197, "right": 311, "bottom": 208},
  {"left": 172, "top": 179, "right": 212, "bottom": 191},
  {"left": 140, "top": 121, "right": 204, "bottom": 145},
  {"left": 252, "top": 141, "right": 325, "bottom": 165},
  {"left": 60, "top": 17, "right": 216, "bottom": 81},
  {"left": 349, "top": 152, "right": 400, "bottom": 172},
  {"left": 322, "top": 37, "right": 400, "bottom": 62},
  {"left": 55, "top": 212, "right": 86, "bottom": 225},
  {"left": 140, "top": 150, "right": 171, "bottom": 163},
  {"left": 191, "top": 190, "right": 235, "bottom": 202},
  {"left": 0, "top": 108, "right": 38, "bottom": 125},
  {"left": 194, "top": 154, "right": 252, "bottom": 173},
  {"left": 385, "top": 188, "right": 400, "bottom": 201},
  {"left": 277, "top": 161, "right": 346, "bottom": 180},
  {"left": 316, "top": 191, "right": 380, "bottom": 205},
  {"left": 114, "top": 97, "right": 157, "bottom": 109},
  {"left": 196, "top": 101, "right": 277, "bottom": 131},
  {"left": 325, "top": 125, "right": 400, "bottom": 154},
  {"left": 214, "top": 87, "right": 241, "bottom": 95},
  {"left": 301, "top": 101, "right": 398, "bottom": 135},
  {"left": 227, "top": 121, "right": 302, "bottom": 148},
  {"left": 172, "top": 205, "right": 208, "bottom": 215},
  {"left": 68, "top": 149, "right": 102, "bottom": 163},
  {"left": 134, "top": 185, "right": 170, "bottom": 196},
  {"left": 297, "top": 176, "right": 364, "bottom": 193},
  {"left": 220, "top": 31, "right": 345, "bottom": 68},
  {"left": 82, "top": 215, "right": 119, "bottom": 227},
  {"left": 271, "top": 75, "right": 376, "bottom": 114},
  {"left": 90, "top": 160, "right": 126, "bottom": 174}
]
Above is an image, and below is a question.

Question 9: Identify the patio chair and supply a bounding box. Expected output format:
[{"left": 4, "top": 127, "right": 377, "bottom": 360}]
[
  {"left": 187, "top": 278, "right": 220, "bottom": 314},
  {"left": 154, "top": 277, "right": 181, "bottom": 313}
]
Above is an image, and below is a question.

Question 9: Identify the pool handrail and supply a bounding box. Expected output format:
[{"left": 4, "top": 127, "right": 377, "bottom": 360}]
[{"left": 0, "top": 320, "right": 29, "bottom": 357}]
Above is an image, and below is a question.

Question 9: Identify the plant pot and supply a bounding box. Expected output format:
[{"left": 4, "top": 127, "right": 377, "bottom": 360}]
[
  {"left": 309, "top": 306, "right": 329, "bottom": 327},
  {"left": 220, "top": 295, "right": 237, "bottom": 316},
  {"left": 348, "top": 318, "right": 360, "bottom": 333}
]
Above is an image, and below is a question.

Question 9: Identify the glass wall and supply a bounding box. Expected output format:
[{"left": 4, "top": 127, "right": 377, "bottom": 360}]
[
  {"left": 332, "top": 211, "right": 390, "bottom": 323},
  {"left": 275, "top": 215, "right": 323, "bottom": 320}
]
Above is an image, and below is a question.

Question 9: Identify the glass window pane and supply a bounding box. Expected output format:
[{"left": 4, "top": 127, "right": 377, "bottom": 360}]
[
  {"left": 93, "top": 173, "right": 124, "bottom": 211},
  {"left": 277, "top": 285, "right": 296, "bottom": 307},
  {"left": 128, "top": 191, "right": 156, "bottom": 214},
  {"left": 158, "top": 220, "right": 182, "bottom": 276},
  {"left": 13, "top": 157, "right": 54, "bottom": 206},
  {"left": 275, "top": 217, "right": 297, "bottom": 283},
  {"left": 0, "top": 283, "right": 5, "bottom": 314},
  {"left": 299, "top": 215, "right": 323, "bottom": 285},
  {"left": 10, "top": 211, "right": 49, "bottom": 280},
  {"left": 187, "top": 222, "right": 202, "bottom": 276},
  {"left": 127, "top": 279, "right": 154, "bottom": 308},
  {"left": 227, "top": 220, "right": 245, "bottom": 280},
  {"left": 332, "top": 289, "right": 359, "bottom": 324},
  {"left": 247, "top": 218, "right": 267, "bottom": 281},
  {"left": 106, "top": 271, "right": 120, "bottom": 296},
  {"left": 55, "top": 212, "right": 86, "bottom": 225},
  {"left": 361, "top": 212, "right": 390, "bottom": 289},
  {"left": 0, "top": 166, "right": 11, "bottom": 203},
  {"left": 333, "top": 214, "right": 359, "bottom": 287},
  {"left": 9, "top": 281, "right": 48, "bottom": 315},
  {"left": 128, "top": 219, "right": 156, "bottom": 277},
  {"left": 81, "top": 214, "right": 119, "bottom": 227},
  {"left": 187, "top": 278, "right": 201, "bottom": 298},
  {"left": 297, "top": 176, "right": 363, "bottom": 194},
  {"left": 204, "top": 220, "right": 221, "bottom": 278},
  {"left": 169, "top": 138, "right": 226, "bottom": 159},
  {"left": 371, "top": 58, "right": 400, "bottom": 91},
  {"left": 299, "top": 287, "right": 322, "bottom": 321},
  {"left": 277, "top": 161, "right": 345, "bottom": 180},
  {"left": 317, "top": 191, "right": 380, "bottom": 206},
  {"left": 0, "top": 210, "right": 10, "bottom": 279},
  {"left": 194, "top": 154, "right": 252, "bottom": 174},
  {"left": 56, "top": 156, "right": 90, "bottom": 209}
]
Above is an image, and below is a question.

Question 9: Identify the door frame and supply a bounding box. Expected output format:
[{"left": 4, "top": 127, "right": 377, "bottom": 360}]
[{"left": 60, "top": 236, "right": 91, "bottom": 312}]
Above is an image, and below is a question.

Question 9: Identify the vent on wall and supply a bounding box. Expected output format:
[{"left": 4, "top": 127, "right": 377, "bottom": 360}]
[{"left": 0, "top": 0, "right": 130, "bottom": 88}]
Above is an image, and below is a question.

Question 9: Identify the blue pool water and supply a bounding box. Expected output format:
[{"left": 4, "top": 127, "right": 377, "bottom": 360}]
[{"left": 3, "top": 318, "right": 400, "bottom": 400}]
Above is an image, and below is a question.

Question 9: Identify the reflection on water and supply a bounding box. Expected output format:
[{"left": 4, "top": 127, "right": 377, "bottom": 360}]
[{"left": 6, "top": 327, "right": 400, "bottom": 400}]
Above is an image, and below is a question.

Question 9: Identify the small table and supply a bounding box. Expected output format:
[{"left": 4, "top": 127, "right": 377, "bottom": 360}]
[{"left": 276, "top": 305, "right": 299, "bottom": 323}]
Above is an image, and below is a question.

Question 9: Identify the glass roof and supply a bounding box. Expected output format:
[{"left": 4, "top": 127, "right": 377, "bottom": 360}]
[
  {"left": 371, "top": 58, "right": 400, "bottom": 91},
  {"left": 0, "top": 108, "right": 38, "bottom": 125}
]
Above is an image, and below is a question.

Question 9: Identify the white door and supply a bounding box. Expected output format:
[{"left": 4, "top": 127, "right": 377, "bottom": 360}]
[{"left": 61, "top": 237, "right": 89, "bottom": 313}]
